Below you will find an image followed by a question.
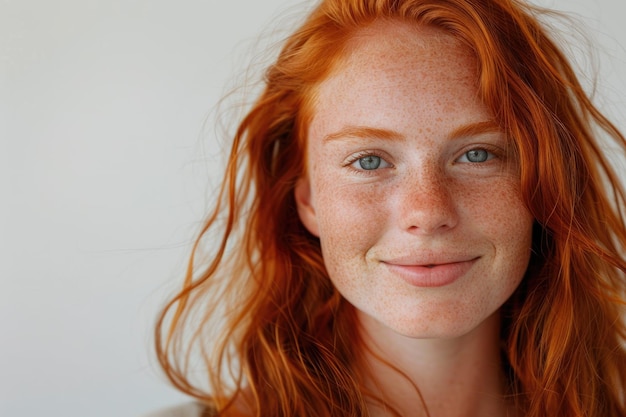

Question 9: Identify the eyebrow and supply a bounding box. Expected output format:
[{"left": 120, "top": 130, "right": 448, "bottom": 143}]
[
  {"left": 446, "top": 120, "right": 501, "bottom": 140},
  {"left": 323, "top": 126, "right": 404, "bottom": 142},
  {"left": 323, "top": 120, "right": 501, "bottom": 143}
]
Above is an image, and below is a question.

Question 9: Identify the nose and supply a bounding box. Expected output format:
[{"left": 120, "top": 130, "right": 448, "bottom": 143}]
[{"left": 394, "top": 164, "right": 459, "bottom": 235}]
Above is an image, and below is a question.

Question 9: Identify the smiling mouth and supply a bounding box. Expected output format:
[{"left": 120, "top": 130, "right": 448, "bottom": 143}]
[{"left": 382, "top": 257, "right": 479, "bottom": 287}]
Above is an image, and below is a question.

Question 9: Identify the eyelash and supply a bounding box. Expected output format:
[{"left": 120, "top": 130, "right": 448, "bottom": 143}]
[
  {"left": 455, "top": 144, "right": 503, "bottom": 164},
  {"left": 343, "top": 144, "right": 505, "bottom": 174},
  {"left": 344, "top": 150, "right": 392, "bottom": 174}
]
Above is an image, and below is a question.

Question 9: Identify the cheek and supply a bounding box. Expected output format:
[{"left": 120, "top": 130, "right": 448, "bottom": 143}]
[
  {"left": 310, "top": 172, "right": 390, "bottom": 265},
  {"left": 454, "top": 177, "right": 533, "bottom": 258},
  {"left": 459, "top": 178, "right": 532, "bottom": 234},
  {"left": 315, "top": 181, "right": 388, "bottom": 245},
  {"left": 464, "top": 181, "right": 534, "bottom": 281}
]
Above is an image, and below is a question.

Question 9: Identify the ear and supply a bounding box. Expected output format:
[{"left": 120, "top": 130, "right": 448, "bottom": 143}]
[{"left": 294, "top": 177, "right": 320, "bottom": 237}]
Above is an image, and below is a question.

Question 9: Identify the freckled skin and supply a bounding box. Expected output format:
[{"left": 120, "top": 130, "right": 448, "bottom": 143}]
[{"left": 295, "top": 22, "right": 534, "bottom": 340}]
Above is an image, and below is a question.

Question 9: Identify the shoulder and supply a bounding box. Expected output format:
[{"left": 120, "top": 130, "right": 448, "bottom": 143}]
[{"left": 142, "top": 402, "right": 217, "bottom": 417}]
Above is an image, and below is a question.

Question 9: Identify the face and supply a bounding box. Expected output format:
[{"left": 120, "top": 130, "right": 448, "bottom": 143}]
[{"left": 295, "top": 21, "right": 534, "bottom": 339}]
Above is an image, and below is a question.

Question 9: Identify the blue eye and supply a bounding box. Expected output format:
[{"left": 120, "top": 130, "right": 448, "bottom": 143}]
[
  {"left": 459, "top": 148, "right": 493, "bottom": 163},
  {"left": 358, "top": 155, "right": 382, "bottom": 170},
  {"left": 347, "top": 153, "right": 392, "bottom": 172}
]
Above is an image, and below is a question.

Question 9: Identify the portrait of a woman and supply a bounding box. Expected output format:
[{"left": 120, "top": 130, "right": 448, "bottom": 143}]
[{"left": 153, "top": 0, "right": 626, "bottom": 416}]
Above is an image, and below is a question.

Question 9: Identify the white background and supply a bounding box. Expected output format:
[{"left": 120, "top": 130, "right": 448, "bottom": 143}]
[{"left": 2, "top": 0, "right": 625, "bottom": 416}]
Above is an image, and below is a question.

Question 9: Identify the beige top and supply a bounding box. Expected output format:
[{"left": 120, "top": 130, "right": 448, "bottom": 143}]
[{"left": 142, "top": 402, "right": 215, "bottom": 417}]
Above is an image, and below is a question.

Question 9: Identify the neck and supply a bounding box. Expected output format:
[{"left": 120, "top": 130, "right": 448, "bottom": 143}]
[{"left": 355, "top": 311, "right": 515, "bottom": 417}]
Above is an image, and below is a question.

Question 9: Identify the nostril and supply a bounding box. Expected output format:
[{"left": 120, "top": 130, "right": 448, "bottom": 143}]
[{"left": 397, "top": 179, "right": 459, "bottom": 235}]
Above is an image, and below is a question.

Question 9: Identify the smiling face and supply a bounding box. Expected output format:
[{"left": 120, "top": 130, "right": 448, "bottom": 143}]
[{"left": 295, "top": 21, "right": 534, "bottom": 339}]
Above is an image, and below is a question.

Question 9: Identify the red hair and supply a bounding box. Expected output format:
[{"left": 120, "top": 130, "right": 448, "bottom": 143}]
[{"left": 155, "top": 1, "right": 626, "bottom": 416}]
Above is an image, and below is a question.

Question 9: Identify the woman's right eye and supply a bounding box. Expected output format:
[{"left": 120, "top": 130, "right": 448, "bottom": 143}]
[
  {"left": 349, "top": 154, "right": 391, "bottom": 171},
  {"left": 358, "top": 155, "right": 382, "bottom": 170}
]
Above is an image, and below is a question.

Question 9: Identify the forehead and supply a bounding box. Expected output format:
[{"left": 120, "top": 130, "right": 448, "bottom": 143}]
[
  {"left": 346, "top": 20, "right": 469, "bottom": 63},
  {"left": 325, "top": 20, "right": 476, "bottom": 88},
  {"left": 309, "top": 20, "right": 484, "bottom": 136}
]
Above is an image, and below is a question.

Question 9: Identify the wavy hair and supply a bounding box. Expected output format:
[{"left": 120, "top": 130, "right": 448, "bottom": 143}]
[{"left": 155, "top": 0, "right": 626, "bottom": 416}]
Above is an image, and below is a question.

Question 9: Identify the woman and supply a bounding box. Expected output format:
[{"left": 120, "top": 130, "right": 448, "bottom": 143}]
[{"left": 154, "top": 0, "right": 626, "bottom": 416}]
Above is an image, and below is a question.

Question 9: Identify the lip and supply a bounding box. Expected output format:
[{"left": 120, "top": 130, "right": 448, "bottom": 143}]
[{"left": 381, "top": 257, "right": 479, "bottom": 288}]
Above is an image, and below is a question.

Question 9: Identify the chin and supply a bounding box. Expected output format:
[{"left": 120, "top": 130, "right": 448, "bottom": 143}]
[{"left": 356, "top": 304, "right": 502, "bottom": 342}]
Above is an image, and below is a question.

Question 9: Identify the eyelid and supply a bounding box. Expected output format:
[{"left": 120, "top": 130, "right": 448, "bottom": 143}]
[
  {"left": 455, "top": 144, "right": 504, "bottom": 163},
  {"left": 344, "top": 150, "right": 393, "bottom": 172}
]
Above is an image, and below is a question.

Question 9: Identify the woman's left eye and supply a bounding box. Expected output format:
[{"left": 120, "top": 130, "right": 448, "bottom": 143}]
[{"left": 457, "top": 148, "right": 494, "bottom": 163}]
